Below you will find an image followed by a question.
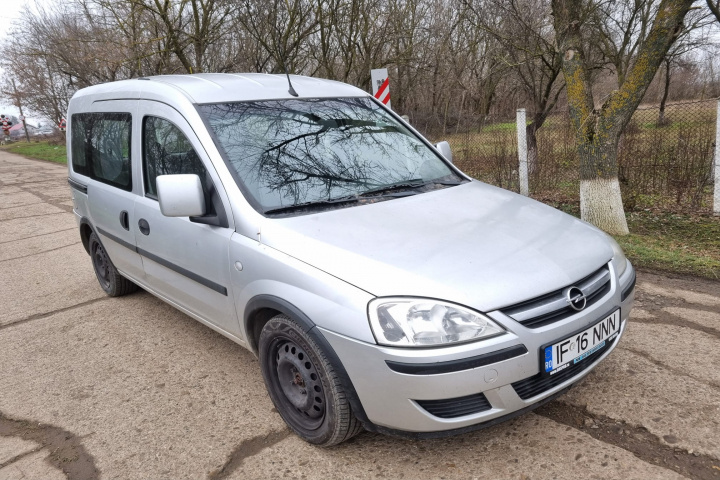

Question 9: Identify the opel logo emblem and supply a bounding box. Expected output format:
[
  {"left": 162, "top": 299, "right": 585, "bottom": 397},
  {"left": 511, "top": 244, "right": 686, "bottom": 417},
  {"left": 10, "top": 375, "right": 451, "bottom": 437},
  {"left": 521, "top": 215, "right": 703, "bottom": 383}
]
[{"left": 565, "top": 286, "right": 587, "bottom": 311}]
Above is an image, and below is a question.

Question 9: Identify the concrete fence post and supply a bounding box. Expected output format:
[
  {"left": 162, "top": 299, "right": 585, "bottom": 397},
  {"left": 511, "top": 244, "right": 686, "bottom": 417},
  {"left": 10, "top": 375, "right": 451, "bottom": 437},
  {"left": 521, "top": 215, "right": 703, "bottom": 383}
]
[
  {"left": 517, "top": 108, "right": 529, "bottom": 196},
  {"left": 715, "top": 99, "right": 720, "bottom": 216}
]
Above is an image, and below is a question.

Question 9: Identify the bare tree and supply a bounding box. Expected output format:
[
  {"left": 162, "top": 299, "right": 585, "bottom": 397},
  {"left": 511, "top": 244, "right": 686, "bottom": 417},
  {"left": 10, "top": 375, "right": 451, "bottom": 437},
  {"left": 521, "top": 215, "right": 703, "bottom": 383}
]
[
  {"left": 450, "top": 6, "right": 506, "bottom": 117},
  {"left": 657, "top": 10, "right": 714, "bottom": 125},
  {"left": 464, "top": 0, "right": 564, "bottom": 175},
  {"left": 706, "top": 0, "right": 720, "bottom": 22},
  {"left": 593, "top": 0, "right": 658, "bottom": 87},
  {"left": 552, "top": 0, "right": 694, "bottom": 234},
  {"left": 2, "top": 0, "right": 714, "bottom": 165},
  {"left": 236, "top": 0, "right": 319, "bottom": 74}
]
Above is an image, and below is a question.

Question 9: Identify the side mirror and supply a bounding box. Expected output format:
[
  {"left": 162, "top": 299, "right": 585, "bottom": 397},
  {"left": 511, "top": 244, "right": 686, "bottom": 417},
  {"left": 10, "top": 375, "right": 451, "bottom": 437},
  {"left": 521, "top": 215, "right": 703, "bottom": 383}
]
[
  {"left": 156, "top": 174, "right": 206, "bottom": 217},
  {"left": 435, "top": 141, "right": 453, "bottom": 163}
]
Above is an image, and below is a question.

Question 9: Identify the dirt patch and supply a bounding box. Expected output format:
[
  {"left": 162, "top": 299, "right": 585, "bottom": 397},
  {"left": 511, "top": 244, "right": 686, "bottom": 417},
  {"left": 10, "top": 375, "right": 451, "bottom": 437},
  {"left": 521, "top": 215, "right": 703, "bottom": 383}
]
[
  {"left": 629, "top": 312, "right": 720, "bottom": 339},
  {"left": 0, "top": 410, "right": 99, "bottom": 479},
  {"left": 207, "top": 429, "right": 291, "bottom": 480},
  {"left": 0, "top": 297, "right": 110, "bottom": 331},
  {"left": 634, "top": 270, "right": 720, "bottom": 337},
  {"left": 536, "top": 401, "right": 720, "bottom": 480},
  {"left": 638, "top": 269, "right": 720, "bottom": 299}
]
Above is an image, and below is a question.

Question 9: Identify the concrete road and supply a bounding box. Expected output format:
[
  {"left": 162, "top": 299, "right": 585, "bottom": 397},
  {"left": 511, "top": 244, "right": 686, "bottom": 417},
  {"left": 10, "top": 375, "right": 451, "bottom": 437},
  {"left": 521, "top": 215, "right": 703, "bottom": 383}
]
[{"left": 1, "top": 151, "right": 719, "bottom": 480}]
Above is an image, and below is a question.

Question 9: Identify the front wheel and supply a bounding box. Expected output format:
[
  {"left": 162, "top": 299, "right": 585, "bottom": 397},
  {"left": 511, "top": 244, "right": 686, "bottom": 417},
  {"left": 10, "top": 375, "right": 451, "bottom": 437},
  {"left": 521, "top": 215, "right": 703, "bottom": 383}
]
[{"left": 258, "top": 314, "right": 363, "bottom": 446}]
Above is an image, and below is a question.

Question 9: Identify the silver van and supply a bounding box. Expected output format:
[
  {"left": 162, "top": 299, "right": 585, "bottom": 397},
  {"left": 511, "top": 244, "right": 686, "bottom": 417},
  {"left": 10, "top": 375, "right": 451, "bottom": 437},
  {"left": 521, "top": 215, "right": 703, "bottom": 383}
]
[{"left": 67, "top": 74, "right": 635, "bottom": 446}]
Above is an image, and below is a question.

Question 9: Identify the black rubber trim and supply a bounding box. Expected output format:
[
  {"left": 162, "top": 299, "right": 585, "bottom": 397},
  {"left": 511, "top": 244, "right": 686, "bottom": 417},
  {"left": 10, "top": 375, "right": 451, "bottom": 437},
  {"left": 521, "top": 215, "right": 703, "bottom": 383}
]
[
  {"left": 96, "top": 227, "right": 136, "bottom": 252},
  {"left": 244, "top": 295, "right": 317, "bottom": 335},
  {"left": 78, "top": 217, "right": 96, "bottom": 254},
  {"left": 621, "top": 269, "right": 636, "bottom": 302},
  {"left": 363, "top": 385, "right": 572, "bottom": 439},
  {"left": 67, "top": 178, "right": 88, "bottom": 194},
  {"left": 385, "top": 344, "right": 528, "bottom": 375},
  {"left": 95, "top": 227, "right": 227, "bottom": 296},
  {"left": 137, "top": 247, "right": 227, "bottom": 296}
]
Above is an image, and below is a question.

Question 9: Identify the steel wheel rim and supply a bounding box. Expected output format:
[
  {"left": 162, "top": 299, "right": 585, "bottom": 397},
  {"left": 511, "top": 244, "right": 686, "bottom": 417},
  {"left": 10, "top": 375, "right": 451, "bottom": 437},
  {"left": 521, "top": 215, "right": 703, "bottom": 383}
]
[
  {"left": 91, "top": 241, "right": 111, "bottom": 290},
  {"left": 271, "top": 339, "right": 326, "bottom": 431}
]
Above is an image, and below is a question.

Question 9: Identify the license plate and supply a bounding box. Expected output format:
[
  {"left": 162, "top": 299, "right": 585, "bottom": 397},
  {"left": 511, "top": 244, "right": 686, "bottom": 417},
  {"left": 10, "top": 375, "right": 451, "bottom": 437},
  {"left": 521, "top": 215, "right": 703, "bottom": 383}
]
[{"left": 543, "top": 310, "right": 620, "bottom": 376}]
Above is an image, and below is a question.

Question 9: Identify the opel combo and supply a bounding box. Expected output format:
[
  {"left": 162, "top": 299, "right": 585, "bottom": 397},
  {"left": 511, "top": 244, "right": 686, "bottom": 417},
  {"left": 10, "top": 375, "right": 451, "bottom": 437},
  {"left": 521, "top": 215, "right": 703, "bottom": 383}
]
[{"left": 67, "top": 74, "right": 635, "bottom": 446}]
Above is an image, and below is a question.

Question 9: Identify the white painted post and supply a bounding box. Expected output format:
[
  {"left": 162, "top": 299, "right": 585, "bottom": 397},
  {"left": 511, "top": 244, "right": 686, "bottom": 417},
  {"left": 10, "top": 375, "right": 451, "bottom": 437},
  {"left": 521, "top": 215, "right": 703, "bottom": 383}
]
[
  {"left": 517, "top": 108, "right": 529, "bottom": 196},
  {"left": 714, "top": 99, "right": 720, "bottom": 216}
]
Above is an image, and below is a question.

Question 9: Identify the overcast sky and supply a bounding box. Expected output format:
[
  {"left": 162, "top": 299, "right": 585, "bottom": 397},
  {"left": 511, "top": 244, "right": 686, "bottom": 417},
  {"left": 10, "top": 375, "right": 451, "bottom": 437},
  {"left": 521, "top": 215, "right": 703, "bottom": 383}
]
[{"left": 0, "top": 2, "right": 31, "bottom": 33}]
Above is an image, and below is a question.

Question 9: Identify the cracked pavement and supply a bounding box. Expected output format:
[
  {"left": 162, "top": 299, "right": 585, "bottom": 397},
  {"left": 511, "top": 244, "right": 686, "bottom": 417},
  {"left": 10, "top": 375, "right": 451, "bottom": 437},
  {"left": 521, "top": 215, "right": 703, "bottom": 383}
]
[{"left": 1, "top": 151, "right": 719, "bottom": 479}]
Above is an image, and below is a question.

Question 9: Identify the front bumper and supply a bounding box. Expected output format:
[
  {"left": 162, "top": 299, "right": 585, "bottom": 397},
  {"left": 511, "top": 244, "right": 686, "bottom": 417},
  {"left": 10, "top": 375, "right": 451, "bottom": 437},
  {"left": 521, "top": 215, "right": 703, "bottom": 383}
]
[{"left": 319, "top": 262, "right": 635, "bottom": 434}]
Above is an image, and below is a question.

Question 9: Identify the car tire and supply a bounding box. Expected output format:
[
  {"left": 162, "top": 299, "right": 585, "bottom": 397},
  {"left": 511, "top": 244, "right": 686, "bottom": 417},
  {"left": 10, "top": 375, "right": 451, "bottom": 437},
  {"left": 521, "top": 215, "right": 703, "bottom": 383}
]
[
  {"left": 259, "top": 314, "right": 363, "bottom": 446},
  {"left": 88, "top": 232, "right": 138, "bottom": 297}
]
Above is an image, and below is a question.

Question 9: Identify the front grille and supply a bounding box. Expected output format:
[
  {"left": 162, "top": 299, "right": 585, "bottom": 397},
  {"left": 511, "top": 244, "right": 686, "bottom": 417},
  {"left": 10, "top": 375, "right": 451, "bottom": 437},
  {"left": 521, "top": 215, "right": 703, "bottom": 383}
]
[
  {"left": 501, "top": 264, "right": 612, "bottom": 329},
  {"left": 511, "top": 336, "right": 617, "bottom": 400},
  {"left": 415, "top": 393, "right": 492, "bottom": 418}
]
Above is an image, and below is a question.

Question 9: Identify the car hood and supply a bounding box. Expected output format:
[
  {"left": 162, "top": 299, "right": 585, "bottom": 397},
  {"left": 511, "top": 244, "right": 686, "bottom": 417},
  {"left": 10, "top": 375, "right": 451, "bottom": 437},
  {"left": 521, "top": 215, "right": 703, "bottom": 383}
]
[{"left": 259, "top": 181, "right": 613, "bottom": 312}]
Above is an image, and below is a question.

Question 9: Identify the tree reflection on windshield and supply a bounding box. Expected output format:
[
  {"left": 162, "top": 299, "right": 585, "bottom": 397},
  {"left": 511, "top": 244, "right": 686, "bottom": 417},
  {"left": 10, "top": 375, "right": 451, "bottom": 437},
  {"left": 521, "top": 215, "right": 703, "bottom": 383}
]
[{"left": 199, "top": 97, "right": 457, "bottom": 211}]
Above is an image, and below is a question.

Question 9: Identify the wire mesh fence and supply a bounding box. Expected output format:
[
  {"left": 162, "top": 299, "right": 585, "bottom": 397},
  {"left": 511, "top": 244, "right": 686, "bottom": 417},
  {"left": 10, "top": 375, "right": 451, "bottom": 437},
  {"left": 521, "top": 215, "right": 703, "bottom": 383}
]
[{"left": 415, "top": 99, "right": 718, "bottom": 214}]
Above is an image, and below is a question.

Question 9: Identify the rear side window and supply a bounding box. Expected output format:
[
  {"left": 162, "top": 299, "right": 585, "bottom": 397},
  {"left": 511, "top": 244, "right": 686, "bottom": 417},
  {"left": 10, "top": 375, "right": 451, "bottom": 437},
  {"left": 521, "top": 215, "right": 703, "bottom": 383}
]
[
  {"left": 142, "top": 116, "right": 207, "bottom": 198},
  {"left": 71, "top": 113, "right": 132, "bottom": 191}
]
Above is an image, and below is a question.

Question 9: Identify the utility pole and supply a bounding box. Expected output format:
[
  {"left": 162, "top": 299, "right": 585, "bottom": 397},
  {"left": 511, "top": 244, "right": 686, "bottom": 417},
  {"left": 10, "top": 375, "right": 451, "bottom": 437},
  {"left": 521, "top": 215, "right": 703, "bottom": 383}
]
[{"left": 11, "top": 79, "right": 30, "bottom": 143}]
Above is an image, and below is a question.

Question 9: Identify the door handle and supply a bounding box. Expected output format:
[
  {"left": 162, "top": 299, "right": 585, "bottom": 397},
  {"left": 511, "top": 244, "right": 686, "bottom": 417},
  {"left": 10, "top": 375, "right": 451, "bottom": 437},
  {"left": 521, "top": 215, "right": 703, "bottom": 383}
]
[
  {"left": 138, "top": 218, "right": 150, "bottom": 236},
  {"left": 119, "top": 211, "right": 129, "bottom": 230}
]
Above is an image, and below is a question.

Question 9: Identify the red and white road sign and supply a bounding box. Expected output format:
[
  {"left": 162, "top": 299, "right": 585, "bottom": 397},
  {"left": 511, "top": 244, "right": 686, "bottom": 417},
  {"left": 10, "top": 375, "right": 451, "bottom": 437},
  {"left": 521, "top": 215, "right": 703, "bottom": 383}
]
[{"left": 371, "top": 68, "right": 391, "bottom": 109}]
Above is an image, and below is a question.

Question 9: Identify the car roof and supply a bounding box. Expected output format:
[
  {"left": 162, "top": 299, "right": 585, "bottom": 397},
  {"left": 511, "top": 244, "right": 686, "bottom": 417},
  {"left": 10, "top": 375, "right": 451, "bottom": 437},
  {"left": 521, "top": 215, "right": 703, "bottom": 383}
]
[{"left": 70, "top": 73, "right": 369, "bottom": 105}]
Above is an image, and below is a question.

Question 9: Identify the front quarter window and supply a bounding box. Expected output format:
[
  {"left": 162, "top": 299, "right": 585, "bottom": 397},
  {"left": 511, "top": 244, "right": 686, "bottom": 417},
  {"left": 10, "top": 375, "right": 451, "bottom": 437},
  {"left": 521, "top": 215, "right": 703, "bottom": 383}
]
[{"left": 199, "top": 97, "right": 462, "bottom": 214}]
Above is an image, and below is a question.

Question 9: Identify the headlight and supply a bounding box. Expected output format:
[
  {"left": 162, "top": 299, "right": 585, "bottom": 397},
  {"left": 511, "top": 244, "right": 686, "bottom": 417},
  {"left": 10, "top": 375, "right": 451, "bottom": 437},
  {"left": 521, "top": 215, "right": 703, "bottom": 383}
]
[
  {"left": 607, "top": 235, "right": 628, "bottom": 277},
  {"left": 368, "top": 297, "right": 505, "bottom": 347}
]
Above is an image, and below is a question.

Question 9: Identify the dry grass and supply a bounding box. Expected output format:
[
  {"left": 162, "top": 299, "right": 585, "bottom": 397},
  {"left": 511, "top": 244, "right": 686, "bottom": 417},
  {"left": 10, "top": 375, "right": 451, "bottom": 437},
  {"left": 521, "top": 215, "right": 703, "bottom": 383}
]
[{"left": 423, "top": 99, "right": 717, "bottom": 215}]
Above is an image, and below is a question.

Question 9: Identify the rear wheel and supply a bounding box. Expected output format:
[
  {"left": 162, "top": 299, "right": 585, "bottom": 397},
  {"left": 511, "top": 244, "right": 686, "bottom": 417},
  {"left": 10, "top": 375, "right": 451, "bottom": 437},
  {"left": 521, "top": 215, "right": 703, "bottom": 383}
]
[
  {"left": 88, "top": 232, "right": 137, "bottom": 297},
  {"left": 259, "top": 314, "right": 363, "bottom": 446}
]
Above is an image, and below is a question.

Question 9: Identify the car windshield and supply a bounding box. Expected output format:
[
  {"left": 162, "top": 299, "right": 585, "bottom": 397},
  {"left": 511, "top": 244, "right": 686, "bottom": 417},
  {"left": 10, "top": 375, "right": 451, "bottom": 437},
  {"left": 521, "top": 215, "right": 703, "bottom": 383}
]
[{"left": 198, "top": 97, "right": 462, "bottom": 213}]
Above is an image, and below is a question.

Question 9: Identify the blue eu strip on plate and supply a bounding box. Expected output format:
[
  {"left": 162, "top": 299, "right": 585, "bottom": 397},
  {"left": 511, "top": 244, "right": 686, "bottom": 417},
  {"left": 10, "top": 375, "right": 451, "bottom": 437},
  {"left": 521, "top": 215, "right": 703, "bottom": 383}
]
[{"left": 544, "top": 345, "right": 553, "bottom": 372}]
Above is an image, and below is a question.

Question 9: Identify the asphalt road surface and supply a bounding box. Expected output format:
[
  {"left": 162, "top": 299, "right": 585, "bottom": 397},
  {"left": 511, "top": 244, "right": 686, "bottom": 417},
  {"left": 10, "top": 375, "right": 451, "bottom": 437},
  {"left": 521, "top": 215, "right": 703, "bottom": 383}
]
[{"left": 1, "top": 151, "right": 719, "bottom": 480}]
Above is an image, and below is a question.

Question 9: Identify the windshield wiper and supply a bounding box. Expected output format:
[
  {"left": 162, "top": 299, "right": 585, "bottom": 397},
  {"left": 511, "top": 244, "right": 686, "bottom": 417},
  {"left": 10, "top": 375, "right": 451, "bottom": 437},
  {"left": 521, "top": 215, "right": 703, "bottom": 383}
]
[
  {"left": 264, "top": 179, "right": 466, "bottom": 215},
  {"left": 263, "top": 195, "right": 359, "bottom": 215},
  {"left": 359, "top": 179, "right": 463, "bottom": 197},
  {"left": 359, "top": 179, "right": 425, "bottom": 196},
  {"left": 431, "top": 179, "right": 466, "bottom": 186}
]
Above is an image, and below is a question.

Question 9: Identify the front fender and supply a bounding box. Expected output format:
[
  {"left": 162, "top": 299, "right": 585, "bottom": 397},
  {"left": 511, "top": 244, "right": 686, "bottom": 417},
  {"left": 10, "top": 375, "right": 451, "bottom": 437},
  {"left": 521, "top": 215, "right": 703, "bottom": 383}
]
[{"left": 230, "top": 233, "right": 376, "bottom": 347}]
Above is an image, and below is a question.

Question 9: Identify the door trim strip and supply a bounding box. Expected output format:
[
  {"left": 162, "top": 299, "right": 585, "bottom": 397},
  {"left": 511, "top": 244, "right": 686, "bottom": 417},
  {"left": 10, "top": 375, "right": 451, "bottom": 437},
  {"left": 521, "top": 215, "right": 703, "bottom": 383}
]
[
  {"left": 97, "top": 227, "right": 136, "bottom": 252},
  {"left": 68, "top": 178, "right": 88, "bottom": 194},
  {"left": 96, "top": 227, "right": 228, "bottom": 296}
]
